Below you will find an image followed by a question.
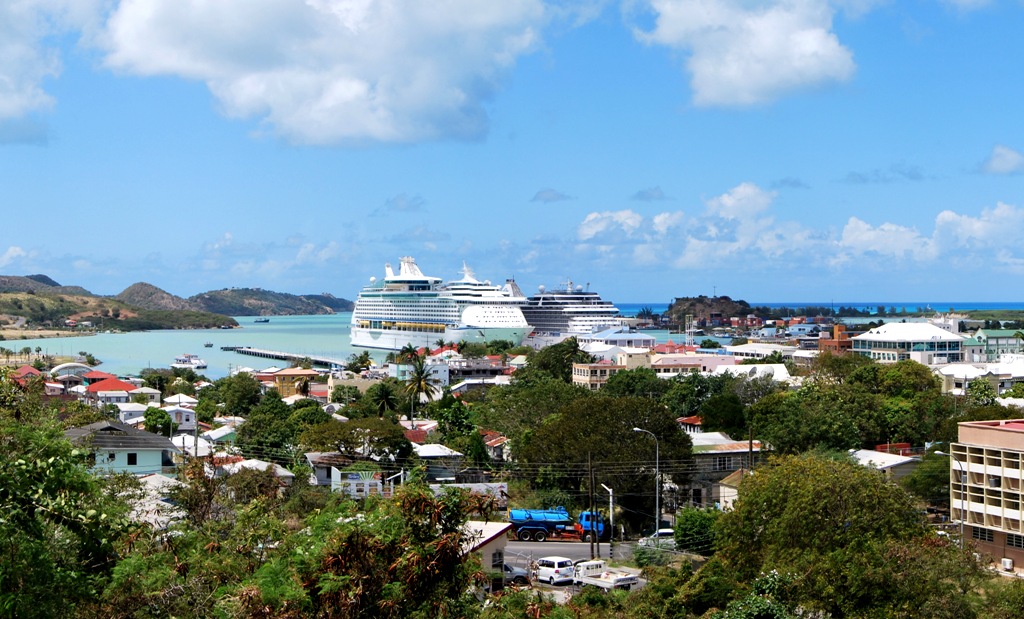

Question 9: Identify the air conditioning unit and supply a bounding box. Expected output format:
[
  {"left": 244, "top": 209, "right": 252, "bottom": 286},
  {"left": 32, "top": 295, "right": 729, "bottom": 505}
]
[{"left": 1002, "top": 558, "right": 1014, "bottom": 571}]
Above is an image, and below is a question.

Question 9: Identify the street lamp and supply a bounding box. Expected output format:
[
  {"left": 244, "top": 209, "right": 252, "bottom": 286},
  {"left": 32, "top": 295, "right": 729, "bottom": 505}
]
[
  {"left": 601, "top": 483, "right": 615, "bottom": 559},
  {"left": 633, "top": 427, "right": 660, "bottom": 532},
  {"left": 935, "top": 450, "right": 966, "bottom": 548}
]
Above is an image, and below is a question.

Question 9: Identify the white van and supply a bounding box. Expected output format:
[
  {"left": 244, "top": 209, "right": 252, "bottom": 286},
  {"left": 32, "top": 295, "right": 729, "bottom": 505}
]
[{"left": 535, "top": 556, "right": 574, "bottom": 585}]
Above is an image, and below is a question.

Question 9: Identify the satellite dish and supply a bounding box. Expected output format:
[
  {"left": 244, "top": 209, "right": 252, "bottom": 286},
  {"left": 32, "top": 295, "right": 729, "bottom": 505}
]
[
  {"left": 575, "top": 285, "right": 583, "bottom": 292},
  {"left": 370, "top": 276, "right": 376, "bottom": 283},
  {"left": 484, "top": 280, "right": 491, "bottom": 286},
  {"left": 538, "top": 285, "right": 545, "bottom": 293}
]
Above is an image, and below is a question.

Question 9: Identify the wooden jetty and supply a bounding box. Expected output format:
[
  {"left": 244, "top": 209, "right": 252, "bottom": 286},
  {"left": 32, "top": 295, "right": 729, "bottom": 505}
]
[{"left": 231, "top": 347, "right": 347, "bottom": 369}]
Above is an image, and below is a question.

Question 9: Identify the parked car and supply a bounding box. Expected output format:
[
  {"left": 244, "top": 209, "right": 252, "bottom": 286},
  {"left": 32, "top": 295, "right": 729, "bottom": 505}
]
[
  {"left": 536, "top": 556, "right": 574, "bottom": 585},
  {"left": 503, "top": 563, "right": 530, "bottom": 586},
  {"left": 637, "top": 528, "right": 676, "bottom": 550}
]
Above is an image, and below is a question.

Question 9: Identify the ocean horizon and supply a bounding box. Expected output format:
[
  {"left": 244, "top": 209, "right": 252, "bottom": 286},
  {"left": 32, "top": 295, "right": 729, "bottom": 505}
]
[{"left": 616, "top": 301, "right": 1024, "bottom": 316}]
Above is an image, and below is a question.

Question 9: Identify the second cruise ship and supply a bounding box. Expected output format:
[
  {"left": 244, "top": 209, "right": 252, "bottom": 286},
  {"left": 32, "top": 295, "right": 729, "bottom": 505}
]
[{"left": 350, "top": 257, "right": 530, "bottom": 350}]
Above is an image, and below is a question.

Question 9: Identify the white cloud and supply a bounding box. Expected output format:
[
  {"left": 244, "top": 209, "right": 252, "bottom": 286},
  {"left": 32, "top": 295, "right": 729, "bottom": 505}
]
[
  {"left": 652, "top": 211, "right": 686, "bottom": 235},
  {"left": 577, "top": 210, "right": 644, "bottom": 240},
  {"left": 705, "top": 182, "right": 775, "bottom": 219},
  {"left": 294, "top": 241, "right": 340, "bottom": 265},
  {"left": 934, "top": 202, "right": 1024, "bottom": 248},
  {"left": 0, "top": 1, "right": 106, "bottom": 119},
  {"left": 0, "top": 246, "right": 27, "bottom": 267},
  {"left": 205, "top": 232, "right": 234, "bottom": 252},
  {"left": 982, "top": 145, "right": 1024, "bottom": 175},
  {"left": 635, "top": 0, "right": 855, "bottom": 106},
  {"left": 98, "top": 0, "right": 546, "bottom": 144},
  {"left": 839, "top": 217, "right": 936, "bottom": 260}
]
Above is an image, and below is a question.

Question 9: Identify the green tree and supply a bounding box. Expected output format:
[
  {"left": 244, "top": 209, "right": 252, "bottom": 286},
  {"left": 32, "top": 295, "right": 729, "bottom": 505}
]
[
  {"left": 365, "top": 379, "right": 401, "bottom": 416},
  {"left": 236, "top": 391, "right": 296, "bottom": 461},
  {"left": 524, "top": 336, "right": 594, "bottom": 383},
  {"left": 475, "top": 372, "right": 590, "bottom": 443},
  {"left": 967, "top": 378, "right": 998, "bottom": 408},
  {"left": 274, "top": 481, "right": 487, "bottom": 618},
  {"left": 602, "top": 367, "right": 670, "bottom": 399},
  {"left": 517, "top": 395, "right": 693, "bottom": 532},
  {"left": 332, "top": 417, "right": 412, "bottom": 466},
  {"left": 716, "top": 452, "right": 982, "bottom": 617},
  {"left": 675, "top": 506, "right": 719, "bottom": 555},
  {"left": 0, "top": 417, "right": 130, "bottom": 618},
  {"left": 901, "top": 448, "right": 952, "bottom": 506},
  {"left": 700, "top": 391, "right": 747, "bottom": 438},
  {"left": 434, "top": 398, "right": 475, "bottom": 442},
  {"left": 347, "top": 350, "right": 373, "bottom": 373},
  {"left": 220, "top": 371, "right": 263, "bottom": 417},
  {"left": 662, "top": 370, "right": 732, "bottom": 419},
  {"left": 405, "top": 354, "right": 439, "bottom": 416},
  {"left": 330, "top": 384, "right": 361, "bottom": 404},
  {"left": 809, "top": 350, "right": 874, "bottom": 385},
  {"left": 143, "top": 406, "right": 175, "bottom": 437}
]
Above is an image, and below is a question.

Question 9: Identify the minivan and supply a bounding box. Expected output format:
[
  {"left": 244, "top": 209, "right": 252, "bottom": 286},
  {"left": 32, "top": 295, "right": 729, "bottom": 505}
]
[{"left": 536, "top": 556, "right": 574, "bottom": 585}]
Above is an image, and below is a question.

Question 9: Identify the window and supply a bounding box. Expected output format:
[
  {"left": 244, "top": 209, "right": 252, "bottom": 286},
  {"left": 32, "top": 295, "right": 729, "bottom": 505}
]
[
  {"left": 972, "top": 527, "right": 994, "bottom": 543},
  {"left": 127, "top": 453, "right": 138, "bottom": 466},
  {"left": 990, "top": 476, "right": 1002, "bottom": 489},
  {"left": 1009, "top": 534, "right": 1024, "bottom": 549},
  {"left": 491, "top": 550, "right": 504, "bottom": 569}
]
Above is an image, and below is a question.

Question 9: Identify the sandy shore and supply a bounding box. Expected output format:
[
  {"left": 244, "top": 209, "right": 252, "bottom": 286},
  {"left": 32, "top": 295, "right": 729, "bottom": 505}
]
[{"left": 0, "top": 328, "right": 85, "bottom": 341}]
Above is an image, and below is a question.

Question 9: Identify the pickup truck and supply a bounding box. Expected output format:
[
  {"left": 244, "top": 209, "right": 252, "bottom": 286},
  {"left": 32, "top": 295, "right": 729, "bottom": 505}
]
[{"left": 572, "top": 560, "right": 639, "bottom": 591}]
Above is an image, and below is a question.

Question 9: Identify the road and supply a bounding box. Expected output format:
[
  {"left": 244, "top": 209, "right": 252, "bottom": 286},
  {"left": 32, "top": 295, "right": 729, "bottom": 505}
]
[{"left": 505, "top": 540, "right": 635, "bottom": 567}]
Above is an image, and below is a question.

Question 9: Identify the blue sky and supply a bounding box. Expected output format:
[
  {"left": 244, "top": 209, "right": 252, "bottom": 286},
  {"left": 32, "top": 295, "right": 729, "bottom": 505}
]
[{"left": 2, "top": 0, "right": 1023, "bottom": 305}]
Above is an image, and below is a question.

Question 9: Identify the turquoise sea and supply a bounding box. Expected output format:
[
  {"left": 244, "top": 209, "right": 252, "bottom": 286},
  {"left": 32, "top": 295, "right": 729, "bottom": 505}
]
[
  {"left": 9, "top": 301, "right": 1024, "bottom": 379},
  {"left": 9, "top": 315, "right": 358, "bottom": 380},
  {"left": 7, "top": 314, "right": 686, "bottom": 379}
]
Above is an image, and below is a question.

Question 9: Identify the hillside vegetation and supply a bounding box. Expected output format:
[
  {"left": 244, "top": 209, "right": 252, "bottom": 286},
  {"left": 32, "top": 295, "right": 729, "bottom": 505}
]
[
  {"left": 0, "top": 290, "right": 236, "bottom": 331},
  {"left": 188, "top": 287, "right": 352, "bottom": 316},
  {"left": 0, "top": 274, "right": 353, "bottom": 331}
]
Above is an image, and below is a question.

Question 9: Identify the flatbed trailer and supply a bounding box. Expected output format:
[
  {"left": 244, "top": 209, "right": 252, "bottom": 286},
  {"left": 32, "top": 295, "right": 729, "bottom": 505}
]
[{"left": 572, "top": 560, "right": 639, "bottom": 591}]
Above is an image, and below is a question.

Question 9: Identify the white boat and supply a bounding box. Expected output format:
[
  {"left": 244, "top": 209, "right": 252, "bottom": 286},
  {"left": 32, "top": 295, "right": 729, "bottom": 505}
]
[
  {"left": 516, "top": 278, "right": 622, "bottom": 342},
  {"left": 350, "top": 257, "right": 531, "bottom": 351},
  {"left": 171, "top": 353, "right": 208, "bottom": 370}
]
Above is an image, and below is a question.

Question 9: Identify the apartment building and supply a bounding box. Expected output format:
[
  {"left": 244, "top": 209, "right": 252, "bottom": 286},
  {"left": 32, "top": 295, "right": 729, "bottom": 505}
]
[{"left": 951, "top": 419, "right": 1024, "bottom": 571}]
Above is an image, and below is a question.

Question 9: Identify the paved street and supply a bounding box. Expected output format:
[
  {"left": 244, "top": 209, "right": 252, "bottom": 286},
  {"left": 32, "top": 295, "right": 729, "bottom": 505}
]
[{"left": 505, "top": 540, "right": 634, "bottom": 567}]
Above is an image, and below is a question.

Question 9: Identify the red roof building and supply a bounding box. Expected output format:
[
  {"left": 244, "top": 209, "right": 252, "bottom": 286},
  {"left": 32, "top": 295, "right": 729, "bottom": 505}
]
[{"left": 85, "top": 377, "right": 140, "bottom": 393}]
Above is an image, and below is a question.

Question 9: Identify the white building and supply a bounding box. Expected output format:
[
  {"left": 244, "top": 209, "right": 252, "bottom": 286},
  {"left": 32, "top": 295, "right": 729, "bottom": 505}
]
[{"left": 851, "top": 322, "right": 964, "bottom": 365}]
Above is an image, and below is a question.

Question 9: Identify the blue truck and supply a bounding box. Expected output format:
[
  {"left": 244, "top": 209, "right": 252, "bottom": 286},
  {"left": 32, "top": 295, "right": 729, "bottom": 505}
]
[{"left": 507, "top": 507, "right": 607, "bottom": 542}]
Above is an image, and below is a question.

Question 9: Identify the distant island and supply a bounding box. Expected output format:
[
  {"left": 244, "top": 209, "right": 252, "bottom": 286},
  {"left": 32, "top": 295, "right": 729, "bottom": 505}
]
[{"left": 0, "top": 274, "right": 354, "bottom": 336}]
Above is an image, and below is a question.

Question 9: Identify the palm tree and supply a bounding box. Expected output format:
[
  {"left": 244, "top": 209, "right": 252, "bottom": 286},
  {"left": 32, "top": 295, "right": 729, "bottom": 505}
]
[
  {"left": 405, "top": 354, "right": 438, "bottom": 418},
  {"left": 434, "top": 338, "right": 447, "bottom": 350},
  {"left": 398, "top": 343, "right": 419, "bottom": 362},
  {"left": 369, "top": 381, "right": 399, "bottom": 416}
]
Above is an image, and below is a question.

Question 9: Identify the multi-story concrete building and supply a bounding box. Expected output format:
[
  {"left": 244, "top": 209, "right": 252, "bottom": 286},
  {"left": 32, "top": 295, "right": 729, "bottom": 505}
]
[
  {"left": 973, "top": 329, "right": 1024, "bottom": 362},
  {"left": 851, "top": 322, "right": 964, "bottom": 364},
  {"left": 951, "top": 419, "right": 1024, "bottom": 572}
]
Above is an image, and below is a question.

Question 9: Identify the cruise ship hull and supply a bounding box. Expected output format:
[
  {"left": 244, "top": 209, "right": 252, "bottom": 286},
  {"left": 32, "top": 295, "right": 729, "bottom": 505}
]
[
  {"left": 350, "top": 325, "right": 529, "bottom": 350},
  {"left": 350, "top": 257, "right": 530, "bottom": 351}
]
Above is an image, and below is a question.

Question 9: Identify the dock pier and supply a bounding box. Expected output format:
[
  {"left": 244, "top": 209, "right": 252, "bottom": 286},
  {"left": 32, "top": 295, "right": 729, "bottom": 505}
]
[{"left": 231, "top": 347, "right": 347, "bottom": 369}]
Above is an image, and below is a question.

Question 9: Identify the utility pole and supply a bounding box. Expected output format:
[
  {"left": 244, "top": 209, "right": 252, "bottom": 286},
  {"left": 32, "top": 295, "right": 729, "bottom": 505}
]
[{"left": 588, "top": 452, "right": 596, "bottom": 559}]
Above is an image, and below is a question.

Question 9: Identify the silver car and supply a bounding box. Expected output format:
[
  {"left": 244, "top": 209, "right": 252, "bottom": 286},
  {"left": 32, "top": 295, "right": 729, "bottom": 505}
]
[{"left": 638, "top": 528, "right": 676, "bottom": 550}]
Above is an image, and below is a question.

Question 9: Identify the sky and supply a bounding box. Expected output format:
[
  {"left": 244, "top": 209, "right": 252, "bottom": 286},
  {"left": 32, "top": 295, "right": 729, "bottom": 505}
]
[{"left": 2, "top": 0, "right": 1024, "bottom": 305}]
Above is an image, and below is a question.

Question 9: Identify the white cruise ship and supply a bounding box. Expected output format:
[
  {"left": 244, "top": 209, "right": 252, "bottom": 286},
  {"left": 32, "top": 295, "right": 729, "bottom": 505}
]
[
  {"left": 515, "top": 279, "right": 622, "bottom": 341},
  {"left": 350, "top": 257, "right": 530, "bottom": 350}
]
